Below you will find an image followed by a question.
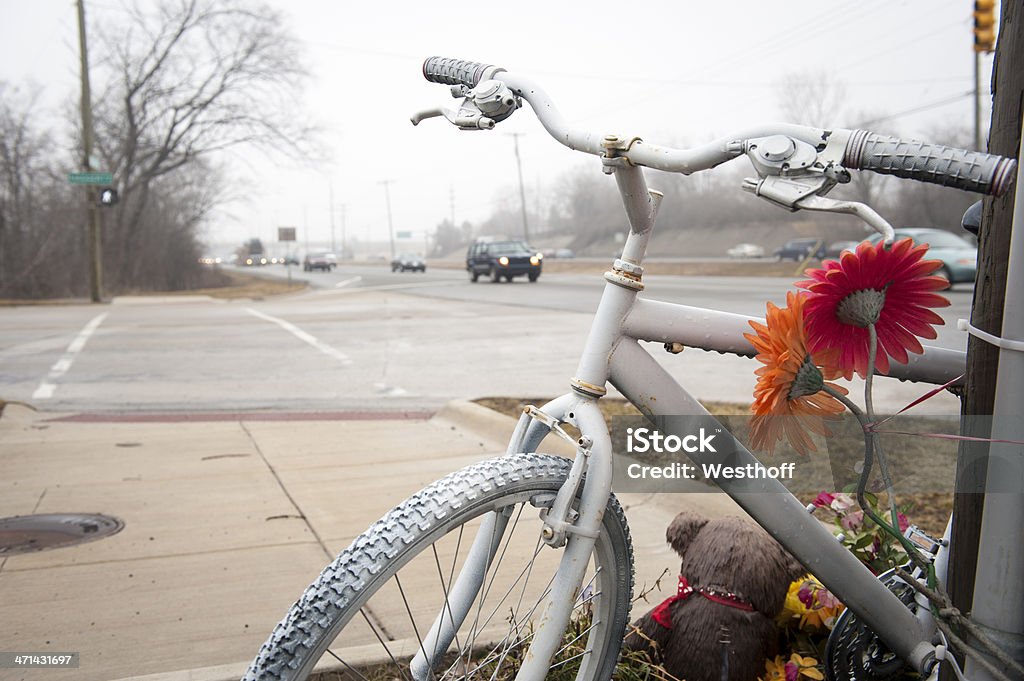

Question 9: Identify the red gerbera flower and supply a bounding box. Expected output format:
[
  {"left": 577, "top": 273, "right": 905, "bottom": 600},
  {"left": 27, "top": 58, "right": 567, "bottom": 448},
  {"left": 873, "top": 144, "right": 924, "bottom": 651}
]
[{"left": 796, "top": 238, "right": 950, "bottom": 379}]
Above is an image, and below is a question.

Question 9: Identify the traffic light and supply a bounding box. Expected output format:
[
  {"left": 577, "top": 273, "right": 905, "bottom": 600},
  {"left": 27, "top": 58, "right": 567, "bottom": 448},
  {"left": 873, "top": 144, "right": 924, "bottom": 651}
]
[
  {"left": 974, "top": 0, "right": 996, "bottom": 53},
  {"left": 98, "top": 187, "right": 119, "bottom": 206}
]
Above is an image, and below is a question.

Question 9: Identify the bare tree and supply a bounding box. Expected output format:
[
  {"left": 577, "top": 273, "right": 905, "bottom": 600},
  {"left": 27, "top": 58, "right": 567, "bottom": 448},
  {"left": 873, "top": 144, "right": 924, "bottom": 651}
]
[
  {"left": 91, "top": 0, "right": 317, "bottom": 290},
  {"left": 0, "top": 82, "right": 84, "bottom": 298},
  {"left": 776, "top": 70, "right": 848, "bottom": 127}
]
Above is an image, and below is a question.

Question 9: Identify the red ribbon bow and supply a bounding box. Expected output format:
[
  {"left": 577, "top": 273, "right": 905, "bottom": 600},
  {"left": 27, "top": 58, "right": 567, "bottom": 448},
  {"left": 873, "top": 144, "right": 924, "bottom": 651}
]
[{"left": 651, "top": 576, "right": 755, "bottom": 629}]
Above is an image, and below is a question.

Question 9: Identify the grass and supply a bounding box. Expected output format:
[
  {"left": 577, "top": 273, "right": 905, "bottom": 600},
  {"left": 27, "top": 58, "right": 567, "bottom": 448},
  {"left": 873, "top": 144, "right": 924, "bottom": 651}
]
[
  {"left": 155, "top": 269, "right": 307, "bottom": 299},
  {"left": 310, "top": 609, "right": 678, "bottom": 681},
  {"left": 0, "top": 269, "right": 306, "bottom": 305}
]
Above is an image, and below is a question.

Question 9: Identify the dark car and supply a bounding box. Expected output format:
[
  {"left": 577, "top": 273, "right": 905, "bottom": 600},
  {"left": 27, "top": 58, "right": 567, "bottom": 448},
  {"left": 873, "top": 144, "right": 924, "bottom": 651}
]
[
  {"left": 866, "top": 228, "right": 977, "bottom": 285},
  {"left": 242, "top": 253, "right": 268, "bottom": 266},
  {"left": 303, "top": 252, "right": 337, "bottom": 272},
  {"left": 820, "top": 240, "right": 860, "bottom": 260},
  {"left": 774, "top": 237, "right": 825, "bottom": 261},
  {"left": 392, "top": 253, "right": 426, "bottom": 272},
  {"left": 466, "top": 240, "right": 542, "bottom": 283}
]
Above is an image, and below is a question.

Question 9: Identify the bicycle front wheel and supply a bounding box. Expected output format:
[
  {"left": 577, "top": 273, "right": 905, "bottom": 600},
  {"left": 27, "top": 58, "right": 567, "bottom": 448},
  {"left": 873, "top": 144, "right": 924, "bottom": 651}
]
[{"left": 246, "top": 454, "right": 634, "bottom": 681}]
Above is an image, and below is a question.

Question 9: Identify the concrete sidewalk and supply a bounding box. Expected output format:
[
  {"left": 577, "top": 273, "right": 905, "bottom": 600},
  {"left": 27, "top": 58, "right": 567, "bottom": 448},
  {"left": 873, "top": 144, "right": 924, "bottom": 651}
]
[{"left": 0, "top": 401, "right": 741, "bottom": 681}]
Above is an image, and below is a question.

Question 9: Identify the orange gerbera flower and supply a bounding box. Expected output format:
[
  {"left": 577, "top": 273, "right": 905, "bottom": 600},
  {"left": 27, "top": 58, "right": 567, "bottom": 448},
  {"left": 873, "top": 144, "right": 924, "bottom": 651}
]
[{"left": 744, "top": 291, "right": 847, "bottom": 455}]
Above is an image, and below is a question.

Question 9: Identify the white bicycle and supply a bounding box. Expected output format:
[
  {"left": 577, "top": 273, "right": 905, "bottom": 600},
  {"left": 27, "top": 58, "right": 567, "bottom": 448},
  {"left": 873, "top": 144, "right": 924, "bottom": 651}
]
[{"left": 245, "top": 57, "right": 1020, "bottom": 681}]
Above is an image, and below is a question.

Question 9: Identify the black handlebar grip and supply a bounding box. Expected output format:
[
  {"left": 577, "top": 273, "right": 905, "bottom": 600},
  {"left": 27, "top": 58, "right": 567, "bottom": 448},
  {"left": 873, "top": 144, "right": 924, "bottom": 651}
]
[
  {"left": 844, "top": 130, "right": 1017, "bottom": 197},
  {"left": 422, "top": 56, "right": 505, "bottom": 88}
]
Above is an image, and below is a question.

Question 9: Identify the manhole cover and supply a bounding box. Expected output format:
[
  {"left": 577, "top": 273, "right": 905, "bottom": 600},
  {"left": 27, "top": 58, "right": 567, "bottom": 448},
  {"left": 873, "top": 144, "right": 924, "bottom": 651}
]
[{"left": 0, "top": 514, "right": 124, "bottom": 556}]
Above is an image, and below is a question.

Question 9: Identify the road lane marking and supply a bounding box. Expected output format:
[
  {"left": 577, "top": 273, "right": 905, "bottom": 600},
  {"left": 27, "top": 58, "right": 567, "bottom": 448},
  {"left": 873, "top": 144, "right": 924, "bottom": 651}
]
[
  {"left": 335, "top": 276, "right": 363, "bottom": 288},
  {"left": 245, "top": 308, "right": 353, "bottom": 366},
  {"left": 32, "top": 312, "right": 109, "bottom": 400}
]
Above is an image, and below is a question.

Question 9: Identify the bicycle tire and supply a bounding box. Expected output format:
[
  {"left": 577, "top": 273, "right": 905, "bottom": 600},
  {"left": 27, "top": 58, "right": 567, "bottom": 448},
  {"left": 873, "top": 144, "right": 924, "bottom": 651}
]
[{"left": 245, "top": 453, "right": 634, "bottom": 681}]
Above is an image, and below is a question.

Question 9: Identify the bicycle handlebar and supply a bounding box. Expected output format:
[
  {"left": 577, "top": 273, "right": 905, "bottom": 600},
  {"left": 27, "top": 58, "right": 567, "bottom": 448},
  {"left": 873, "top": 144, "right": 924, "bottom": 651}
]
[
  {"left": 421, "top": 56, "right": 1017, "bottom": 197},
  {"left": 843, "top": 130, "right": 1016, "bottom": 197},
  {"left": 422, "top": 56, "right": 505, "bottom": 88}
]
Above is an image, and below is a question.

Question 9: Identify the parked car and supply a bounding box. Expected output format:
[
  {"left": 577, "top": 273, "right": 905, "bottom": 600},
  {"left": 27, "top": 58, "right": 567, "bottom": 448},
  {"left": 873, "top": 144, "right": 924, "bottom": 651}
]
[
  {"left": 774, "top": 237, "right": 825, "bottom": 261},
  {"left": 820, "top": 240, "right": 860, "bottom": 260},
  {"left": 303, "top": 252, "right": 337, "bottom": 272},
  {"left": 466, "top": 240, "right": 542, "bottom": 282},
  {"left": 392, "top": 253, "right": 426, "bottom": 272},
  {"left": 726, "top": 243, "right": 765, "bottom": 259},
  {"left": 866, "top": 228, "right": 977, "bottom": 285}
]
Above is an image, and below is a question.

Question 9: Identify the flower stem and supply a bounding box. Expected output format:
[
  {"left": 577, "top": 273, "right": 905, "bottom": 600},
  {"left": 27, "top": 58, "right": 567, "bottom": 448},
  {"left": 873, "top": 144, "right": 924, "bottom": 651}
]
[
  {"left": 823, "top": 385, "right": 933, "bottom": 576},
  {"left": 864, "top": 323, "right": 901, "bottom": 537},
  {"left": 865, "top": 323, "right": 877, "bottom": 418}
]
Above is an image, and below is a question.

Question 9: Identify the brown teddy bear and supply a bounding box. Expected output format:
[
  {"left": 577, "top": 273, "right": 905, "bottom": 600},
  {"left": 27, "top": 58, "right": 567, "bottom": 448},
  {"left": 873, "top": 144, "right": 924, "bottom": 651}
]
[{"left": 623, "top": 511, "right": 807, "bottom": 681}]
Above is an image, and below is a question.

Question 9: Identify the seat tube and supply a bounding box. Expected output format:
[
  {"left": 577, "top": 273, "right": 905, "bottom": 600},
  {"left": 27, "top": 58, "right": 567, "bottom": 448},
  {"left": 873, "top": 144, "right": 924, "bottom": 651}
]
[{"left": 573, "top": 164, "right": 663, "bottom": 393}]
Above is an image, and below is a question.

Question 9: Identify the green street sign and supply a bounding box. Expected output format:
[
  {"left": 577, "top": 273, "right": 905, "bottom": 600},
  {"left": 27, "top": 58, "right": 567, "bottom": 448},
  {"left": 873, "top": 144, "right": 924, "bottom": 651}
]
[
  {"left": 396, "top": 231, "right": 412, "bottom": 239},
  {"left": 69, "top": 172, "right": 114, "bottom": 185}
]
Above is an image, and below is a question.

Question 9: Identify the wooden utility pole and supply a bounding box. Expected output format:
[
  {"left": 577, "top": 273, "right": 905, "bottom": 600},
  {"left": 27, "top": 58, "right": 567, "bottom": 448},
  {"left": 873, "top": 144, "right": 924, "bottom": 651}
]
[
  {"left": 507, "top": 133, "right": 530, "bottom": 244},
  {"left": 380, "top": 180, "right": 396, "bottom": 261},
  {"left": 949, "top": 0, "right": 1022, "bottom": 667},
  {"left": 76, "top": 0, "right": 103, "bottom": 302}
]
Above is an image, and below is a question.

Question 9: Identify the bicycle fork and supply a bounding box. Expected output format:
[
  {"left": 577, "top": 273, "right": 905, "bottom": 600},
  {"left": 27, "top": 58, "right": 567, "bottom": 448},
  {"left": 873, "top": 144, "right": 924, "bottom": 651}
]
[{"left": 408, "top": 396, "right": 613, "bottom": 681}]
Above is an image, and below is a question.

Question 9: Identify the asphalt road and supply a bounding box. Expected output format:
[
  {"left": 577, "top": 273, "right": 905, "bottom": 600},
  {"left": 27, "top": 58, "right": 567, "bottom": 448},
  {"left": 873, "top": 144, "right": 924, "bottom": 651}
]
[
  {"left": 0, "top": 265, "right": 971, "bottom": 414},
  {"left": 257, "top": 262, "right": 973, "bottom": 346}
]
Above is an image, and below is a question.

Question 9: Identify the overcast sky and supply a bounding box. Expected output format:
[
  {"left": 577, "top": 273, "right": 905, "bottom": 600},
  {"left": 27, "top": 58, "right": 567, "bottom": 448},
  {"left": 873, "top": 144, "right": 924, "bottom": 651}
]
[{"left": 0, "top": 0, "right": 997, "bottom": 253}]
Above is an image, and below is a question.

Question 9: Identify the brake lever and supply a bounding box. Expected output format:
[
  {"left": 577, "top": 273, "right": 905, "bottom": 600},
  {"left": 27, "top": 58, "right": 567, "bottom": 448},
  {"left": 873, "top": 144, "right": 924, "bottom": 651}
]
[
  {"left": 410, "top": 104, "right": 496, "bottom": 130},
  {"left": 741, "top": 134, "right": 896, "bottom": 243},
  {"left": 411, "top": 79, "right": 520, "bottom": 131}
]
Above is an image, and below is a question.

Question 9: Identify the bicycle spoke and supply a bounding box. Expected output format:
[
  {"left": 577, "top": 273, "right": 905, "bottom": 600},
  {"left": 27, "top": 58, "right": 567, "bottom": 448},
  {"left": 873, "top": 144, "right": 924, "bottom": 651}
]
[
  {"left": 430, "top": 542, "right": 466, "bottom": 668},
  {"left": 461, "top": 504, "right": 527, "bottom": 672},
  {"left": 325, "top": 647, "right": 376, "bottom": 681},
  {"left": 395, "top": 573, "right": 437, "bottom": 681},
  {"left": 548, "top": 648, "right": 593, "bottom": 671},
  {"left": 465, "top": 538, "right": 548, "bottom": 656},
  {"left": 359, "top": 608, "right": 412, "bottom": 681}
]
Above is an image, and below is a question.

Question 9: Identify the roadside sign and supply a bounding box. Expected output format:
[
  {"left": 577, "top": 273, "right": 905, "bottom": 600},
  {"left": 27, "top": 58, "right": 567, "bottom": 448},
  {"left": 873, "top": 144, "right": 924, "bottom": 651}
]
[
  {"left": 396, "top": 231, "right": 412, "bottom": 239},
  {"left": 68, "top": 172, "right": 113, "bottom": 185},
  {"left": 278, "top": 227, "right": 296, "bottom": 242}
]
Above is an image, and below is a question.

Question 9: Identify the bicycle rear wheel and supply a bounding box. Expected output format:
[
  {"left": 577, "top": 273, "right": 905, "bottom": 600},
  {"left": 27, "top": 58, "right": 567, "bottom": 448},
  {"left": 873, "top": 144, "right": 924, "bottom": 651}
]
[{"left": 245, "top": 454, "right": 634, "bottom": 681}]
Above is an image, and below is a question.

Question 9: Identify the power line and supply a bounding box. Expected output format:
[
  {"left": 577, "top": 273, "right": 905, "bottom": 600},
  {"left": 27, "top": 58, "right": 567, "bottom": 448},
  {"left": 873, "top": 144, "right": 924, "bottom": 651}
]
[{"left": 852, "top": 90, "right": 974, "bottom": 128}]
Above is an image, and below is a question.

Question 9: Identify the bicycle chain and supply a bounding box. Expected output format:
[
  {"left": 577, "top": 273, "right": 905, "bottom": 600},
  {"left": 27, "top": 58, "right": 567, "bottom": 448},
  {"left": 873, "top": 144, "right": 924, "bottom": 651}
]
[{"left": 824, "top": 571, "right": 919, "bottom": 681}]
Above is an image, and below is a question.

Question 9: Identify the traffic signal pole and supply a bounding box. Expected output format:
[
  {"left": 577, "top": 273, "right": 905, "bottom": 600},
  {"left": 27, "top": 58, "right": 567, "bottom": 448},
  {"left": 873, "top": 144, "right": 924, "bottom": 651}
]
[
  {"left": 974, "top": 50, "right": 983, "bottom": 151},
  {"left": 973, "top": 0, "right": 996, "bottom": 150},
  {"left": 76, "top": 0, "right": 103, "bottom": 303}
]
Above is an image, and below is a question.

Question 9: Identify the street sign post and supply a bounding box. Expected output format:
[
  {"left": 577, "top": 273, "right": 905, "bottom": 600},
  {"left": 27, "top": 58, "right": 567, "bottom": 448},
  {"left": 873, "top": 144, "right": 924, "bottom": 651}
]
[
  {"left": 278, "top": 227, "right": 297, "bottom": 283},
  {"left": 69, "top": 172, "right": 113, "bottom": 185}
]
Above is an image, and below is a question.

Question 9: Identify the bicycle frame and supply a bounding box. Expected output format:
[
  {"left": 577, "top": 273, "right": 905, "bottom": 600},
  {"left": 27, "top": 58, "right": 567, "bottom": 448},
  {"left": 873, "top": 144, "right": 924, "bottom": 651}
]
[
  {"left": 504, "top": 162, "right": 950, "bottom": 680},
  {"left": 412, "top": 69, "right": 988, "bottom": 681}
]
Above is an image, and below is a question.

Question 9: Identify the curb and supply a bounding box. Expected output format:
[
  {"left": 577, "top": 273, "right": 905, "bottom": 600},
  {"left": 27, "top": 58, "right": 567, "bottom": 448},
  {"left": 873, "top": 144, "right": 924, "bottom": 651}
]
[
  {"left": 110, "top": 661, "right": 247, "bottom": 681},
  {"left": 431, "top": 399, "right": 575, "bottom": 456},
  {"left": 0, "top": 401, "right": 43, "bottom": 428},
  {"left": 111, "top": 295, "right": 216, "bottom": 305},
  {"left": 431, "top": 399, "right": 518, "bottom": 446}
]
